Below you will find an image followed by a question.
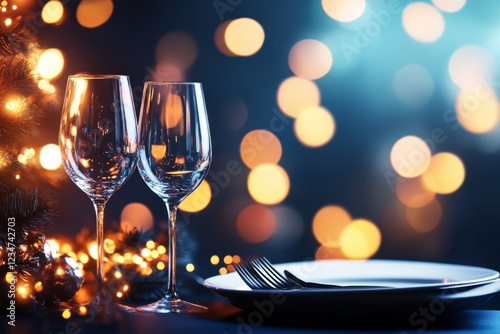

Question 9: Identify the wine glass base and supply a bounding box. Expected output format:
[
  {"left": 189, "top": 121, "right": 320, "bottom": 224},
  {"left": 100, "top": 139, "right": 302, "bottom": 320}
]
[{"left": 137, "top": 296, "right": 208, "bottom": 314}]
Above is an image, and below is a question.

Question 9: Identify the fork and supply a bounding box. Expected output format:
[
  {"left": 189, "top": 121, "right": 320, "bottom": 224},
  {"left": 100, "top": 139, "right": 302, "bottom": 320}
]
[{"left": 235, "top": 257, "right": 388, "bottom": 290}]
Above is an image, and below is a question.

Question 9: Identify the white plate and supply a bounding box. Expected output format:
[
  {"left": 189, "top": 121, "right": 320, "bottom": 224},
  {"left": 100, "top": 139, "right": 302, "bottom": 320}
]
[{"left": 203, "top": 260, "right": 500, "bottom": 317}]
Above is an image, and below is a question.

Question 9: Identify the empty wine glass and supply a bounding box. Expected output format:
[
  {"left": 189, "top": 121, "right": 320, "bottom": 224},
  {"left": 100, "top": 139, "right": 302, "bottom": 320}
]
[
  {"left": 137, "top": 82, "right": 211, "bottom": 313},
  {"left": 59, "top": 74, "right": 138, "bottom": 321}
]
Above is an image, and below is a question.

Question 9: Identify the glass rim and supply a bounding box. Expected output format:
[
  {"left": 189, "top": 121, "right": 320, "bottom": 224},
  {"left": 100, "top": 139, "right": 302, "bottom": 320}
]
[
  {"left": 144, "top": 81, "right": 202, "bottom": 86},
  {"left": 68, "top": 74, "right": 129, "bottom": 80}
]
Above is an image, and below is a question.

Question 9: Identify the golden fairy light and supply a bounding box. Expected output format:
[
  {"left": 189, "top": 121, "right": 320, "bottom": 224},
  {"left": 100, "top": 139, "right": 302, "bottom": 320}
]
[
  {"left": 247, "top": 163, "right": 290, "bottom": 205},
  {"left": 37, "top": 48, "right": 65, "bottom": 80},
  {"left": 41, "top": 0, "right": 64, "bottom": 24},
  {"left": 186, "top": 263, "right": 195, "bottom": 272},
  {"left": 390, "top": 136, "right": 431, "bottom": 178},
  {"left": 402, "top": 2, "right": 445, "bottom": 43},
  {"left": 224, "top": 18, "right": 265, "bottom": 57},
  {"left": 277, "top": 76, "right": 321, "bottom": 118},
  {"left": 422, "top": 152, "right": 465, "bottom": 194},
  {"left": 294, "top": 106, "right": 335, "bottom": 147},
  {"left": 312, "top": 205, "right": 352, "bottom": 247},
  {"left": 76, "top": 0, "right": 114, "bottom": 28},
  {"left": 339, "top": 219, "right": 381, "bottom": 259},
  {"left": 395, "top": 176, "right": 436, "bottom": 208},
  {"left": 405, "top": 198, "right": 442, "bottom": 233},
  {"left": 239, "top": 129, "right": 283, "bottom": 169},
  {"left": 210, "top": 255, "right": 220, "bottom": 265},
  {"left": 455, "top": 89, "right": 500, "bottom": 133},
  {"left": 120, "top": 202, "right": 154, "bottom": 231},
  {"left": 39, "top": 144, "right": 62, "bottom": 170},
  {"left": 178, "top": 180, "right": 212, "bottom": 212}
]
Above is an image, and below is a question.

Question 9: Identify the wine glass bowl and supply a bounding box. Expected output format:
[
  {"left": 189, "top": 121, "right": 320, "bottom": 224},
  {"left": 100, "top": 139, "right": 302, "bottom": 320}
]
[
  {"left": 59, "top": 74, "right": 138, "bottom": 321},
  {"left": 137, "top": 82, "right": 211, "bottom": 313}
]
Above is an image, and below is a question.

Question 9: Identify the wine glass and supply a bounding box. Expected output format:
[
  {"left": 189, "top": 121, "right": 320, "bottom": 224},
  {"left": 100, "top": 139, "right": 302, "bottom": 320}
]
[
  {"left": 59, "top": 74, "right": 138, "bottom": 320},
  {"left": 137, "top": 82, "right": 211, "bottom": 313}
]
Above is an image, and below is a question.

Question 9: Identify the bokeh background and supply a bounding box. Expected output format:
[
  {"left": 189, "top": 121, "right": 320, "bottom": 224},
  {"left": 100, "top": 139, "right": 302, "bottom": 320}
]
[{"left": 5, "top": 0, "right": 500, "bottom": 308}]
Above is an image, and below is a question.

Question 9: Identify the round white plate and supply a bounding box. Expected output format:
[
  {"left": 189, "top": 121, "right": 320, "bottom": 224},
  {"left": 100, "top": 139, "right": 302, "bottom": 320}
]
[{"left": 203, "top": 260, "right": 500, "bottom": 317}]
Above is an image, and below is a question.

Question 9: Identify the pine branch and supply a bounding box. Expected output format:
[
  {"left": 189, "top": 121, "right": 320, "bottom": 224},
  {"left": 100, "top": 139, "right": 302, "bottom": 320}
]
[
  {"left": 0, "top": 188, "right": 60, "bottom": 243},
  {"left": 0, "top": 17, "right": 32, "bottom": 57},
  {"left": 0, "top": 56, "right": 43, "bottom": 145}
]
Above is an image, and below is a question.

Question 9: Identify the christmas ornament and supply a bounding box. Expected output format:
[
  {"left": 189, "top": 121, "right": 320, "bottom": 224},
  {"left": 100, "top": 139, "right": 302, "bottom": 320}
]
[{"left": 40, "top": 254, "right": 83, "bottom": 302}]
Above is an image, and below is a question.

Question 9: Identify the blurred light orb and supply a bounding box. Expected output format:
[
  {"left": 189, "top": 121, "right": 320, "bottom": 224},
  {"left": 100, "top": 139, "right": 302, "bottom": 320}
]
[
  {"left": 312, "top": 205, "right": 352, "bottom": 247},
  {"left": 76, "top": 0, "right": 113, "bottom": 28},
  {"left": 449, "top": 45, "right": 495, "bottom": 90},
  {"left": 277, "top": 76, "right": 321, "bottom": 118},
  {"left": 247, "top": 164, "right": 290, "bottom": 205},
  {"left": 395, "top": 176, "right": 436, "bottom": 208},
  {"left": 294, "top": 106, "right": 335, "bottom": 147},
  {"left": 315, "top": 245, "right": 347, "bottom": 260},
  {"left": 39, "top": 144, "right": 62, "bottom": 170},
  {"left": 339, "top": 219, "right": 381, "bottom": 259},
  {"left": 179, "top": 180, "right": 211, "bottom": 213},
  {"left": 151, "top": 62, "right": 185, "bottom": 82},
  {"left": 214, "top": 20, "right": 235, "bottom": 56},
  {"left": 120, "top": 203, "right": 154, "bottom": 231},
  {"left": 225, "top": 18, "right": 265, "bottom": 57},
  {"left": 393, "top": 64, "right": 434, "bottom": 108},
  {"left": 41, "top": 0, "right": 64, "bottom": 24},
  {"left": 390, "top": 136, "right": 431, "bottom": 178},
  {"left": 240, "top": 129, "right": 282, "bottom": 169},
  {"left": 432, "top": 0, "right": 466, "bottom": 13},
  {"left": 321, "top": 0, "right": 366, "bottom": 22},
  {"left": 37, "top": 48, "right": 64, "bottom": 80},
  {"left": 405, "top": 198, "right": 442, "bottom": 233},
  {"left": 422, "top": 152, "right": 465, "bottom": 194},
  {"left": 156, "top": 31, "right": 197, "bottom": 71},
  {"left": 455, "top": 89, "right": 500, "bottom": 133},
  {"left": 402, "top": 2, "right": 445, "bottom": 43},
  {"left": 236, "top": 204, "right": 276, "bottom": 243},
  {"left": 223, "top": 97, "right": 248, "bottom": 131},
  {"left": 288, "top": 39, "right": 333, "bottom": 80}
]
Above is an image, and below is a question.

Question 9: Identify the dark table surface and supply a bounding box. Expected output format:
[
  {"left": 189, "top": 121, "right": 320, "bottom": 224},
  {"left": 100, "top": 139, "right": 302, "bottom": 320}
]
[{"left": 4, "top": 297, "right": 500, "bottom": 334}]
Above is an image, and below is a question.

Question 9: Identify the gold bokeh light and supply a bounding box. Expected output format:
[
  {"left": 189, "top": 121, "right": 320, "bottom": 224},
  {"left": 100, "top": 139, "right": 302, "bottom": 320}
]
[
  {"left": 39, "top": 144, "right": 62, "bottom": 170},
  {"left": 321, "top": 0, "right": 366, "bottom": 22},
  {"left": 156, "top": 31, "right": 197, "bottom": 71},
  {"left": 339, "top": 219, "right": 381, "bottom": 259},
  {"left": 277, "top": 76, "right": 320, "bottom": 118},
  {"left": 247, "top": 164, "right": 290, "bottom": 205},
  {"left": 390, "top": 135, "right": 431, "bottom": 178},
  {"left": 236, "top": 204, "right": 276, "bottom": 243},
  {"left": 405, "top": 198, "right": 442, "bottom": 233},
  {"left": 179, "top": 180, "right": 212, "bottom": 213},
  {"left": 37, "top": 48, "right": 64, "bottom": 80},
  {"left": 455, "top": 89, "right": 500, "bottom": 133},
  {"left": 294, "top": 106, "right": 335, "bottom": 147},
  {"left": 76, "top": 0, "right": 113, "bottom": 28},
  {"left": 422, "top": 152, "right": 465, "bottom": 194},
  {"left": 312, "top": 205, "right": 351, "bottom": 247},
  {"left": 395, "top": 176, "right": 436, "bottom": 208},
  {"left": 120, "top": 202, "right": 154, "bottom": 231},
  {"left": 402, "top": 2, "right": 445, "bottom": 43},
  {"left": 240, "top": 129, "right": 282, "bottom": 169},
  {"left": 288, "top": 39, "right": 333, "bottom": 80},
  {"left": 41, "top": 0, "right": 64, "bottom": 24},
  {"left": 224, "top": 18, "right": 265, "bottom": 57}
]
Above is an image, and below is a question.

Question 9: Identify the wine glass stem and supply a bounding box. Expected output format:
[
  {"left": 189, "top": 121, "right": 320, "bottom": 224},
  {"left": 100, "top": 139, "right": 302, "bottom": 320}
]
[
  {"left": 165, "top": 203, "right": 179, "bottom": 299},
  {"left": 93, "top": 200, "right": 108, "bottom": 304}
]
